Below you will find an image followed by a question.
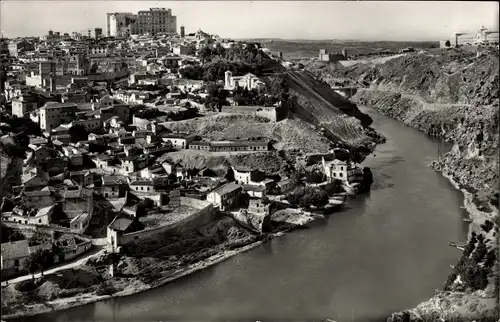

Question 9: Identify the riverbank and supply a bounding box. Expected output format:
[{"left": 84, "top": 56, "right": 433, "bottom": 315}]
[
  {"left": 386, "top": 167, "right": 498, "bottom": 321},
  {"left": 2, "top": 211, "right": 323, "bottom": 320},
  {"left": 305, "top": 47, "right": 498, "bottom": 320}
]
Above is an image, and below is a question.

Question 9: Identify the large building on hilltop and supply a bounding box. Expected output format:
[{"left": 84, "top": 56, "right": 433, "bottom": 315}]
[
  {"left": 440, "top": 26, "right": 499, "bottom": 48},
  {"left": 106, "top": 8, "right": 176, "bottom": 37},
  {"left": 136, "top": 8, "right": 176, "bottom": 35},
  {"left": 106, "top": 12, "right": 138, "bottom": 37}
]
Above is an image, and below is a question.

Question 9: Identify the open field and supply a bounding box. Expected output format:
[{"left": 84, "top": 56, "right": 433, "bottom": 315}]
[{"left": 241, "top": 39, "right": 438, "bottom": 60}]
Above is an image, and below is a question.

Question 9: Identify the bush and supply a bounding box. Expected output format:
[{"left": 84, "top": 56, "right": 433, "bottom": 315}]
[
  {"left": 16, "top": 280, "right": 38, "bottom": 293},
  {"left": 323, "top": 179, "right": 343, "bottom": 195},
  {"left": 305, "top": 171, "right": 325, "bottom": 184},
  {"left": 480, "top": 220, "right": 494, "bottom": 233},
  {"left": 59, "top": 288, "right": 82, "bottom": 298},
  {"left": 96, "top": 284, "right": 117, "bottom": 296},
  {"left": 287, "top": 186, "right": 329, "bottom": 209}
]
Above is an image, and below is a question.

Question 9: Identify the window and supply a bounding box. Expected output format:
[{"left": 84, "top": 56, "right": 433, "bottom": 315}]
[
  {"left": 141, "top": 187, "right": 143, "bottom": 190},
  {"left": 73, "top": 250, "right": 76, "bottom": 254},
  {"left": 14, "top": 259, "right": 19, "bottom": 266},
  {"left": 134, "top": 236, "right": 139, "bottom": 240},
  {"left": 339, "top": 173, "right": 343, "bottom": 177},
  {"left": 333, "top": 173, "right": 336, "bottom": 177},
  {"left": 39, "top": 219, "right": 42, "bottom": 223}
]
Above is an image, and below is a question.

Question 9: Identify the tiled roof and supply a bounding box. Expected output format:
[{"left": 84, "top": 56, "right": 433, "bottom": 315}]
[
  {"left": 211, "top": 182, "right": 241, "bottom": 196},
  {"left": 130, "top": 180, "right": 154, "bottom": 186},
  {"left": 102, "top": 175, "right": 127, "bottom": 186},
  {"left": 108, "top": 214, "right": 134, "bottom": 232},
  {"left": 232, "top": 165, "right": 258, "bottom": 172},
  {"left": 42, "top": 102, "right": 78, "bottom": 110},
  {"left": 63, "top": 187, "right": 92, "bottom": 199},
  {"left": 22, "top": 189, "right": 51, "bottom": 197},
  {"left": 1, "top": 240, "right": 30, "bottom": 260},
  {"left": 242, "top": 185, "right": 266, "bottom": 192}
]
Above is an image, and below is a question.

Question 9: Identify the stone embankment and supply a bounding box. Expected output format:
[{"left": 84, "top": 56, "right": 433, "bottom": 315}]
[{"left": 307, "top": 48, "right": 499, "bottom": 321}]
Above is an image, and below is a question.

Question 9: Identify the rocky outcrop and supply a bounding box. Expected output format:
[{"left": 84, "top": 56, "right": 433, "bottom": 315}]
[
  {"left": 285, "top": 70, "right": 384, "bottom": 149},
  {"left": 308, "top": 48, "right": 499, "bottom": 321}
]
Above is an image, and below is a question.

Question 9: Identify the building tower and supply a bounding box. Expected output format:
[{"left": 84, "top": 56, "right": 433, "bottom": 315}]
[
  {"left": 48, "top": 29, "right": 54, "bottom": 37},
  {"left": 94, "top": 28, "right": 103, "bottom": 39},
  {"left": 180, "top": 25, "right": 185, "bottom": 38}
]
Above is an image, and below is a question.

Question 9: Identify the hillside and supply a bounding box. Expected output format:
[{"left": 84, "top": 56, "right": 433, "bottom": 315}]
[
  {"left": 162, "top": 114, "right": 332, "bottom": 153},
  {"left": 308, "top": 48, "right": 499, "bottom": 321}
]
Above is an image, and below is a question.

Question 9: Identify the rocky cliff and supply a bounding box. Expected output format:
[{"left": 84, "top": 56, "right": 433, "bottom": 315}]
[{"left": 308, "top": 48, "right": 499, "bottom": 321}]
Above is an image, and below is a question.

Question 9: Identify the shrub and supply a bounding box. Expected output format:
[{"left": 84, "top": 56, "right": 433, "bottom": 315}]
[
  {"left": 305, "top": 171, "right": 325, "bottom": 184},
  {"left": 480, "top": 220, "right": 494, "bottom": 233},
  {"left": 16, "top": 280, "right": 38, "bottom": 293},
  {"left": 96, "top": 284, "right": 117, "bottom": 296}
]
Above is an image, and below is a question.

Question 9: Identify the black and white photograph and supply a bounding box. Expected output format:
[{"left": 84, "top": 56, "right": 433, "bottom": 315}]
[{"left": 0, "top": 1, "right": 498, "bottom": 321}]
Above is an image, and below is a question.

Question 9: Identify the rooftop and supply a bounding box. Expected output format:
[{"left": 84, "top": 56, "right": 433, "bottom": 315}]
[
  {"left": 1, "top": 239, "right": 30, "bottom": 260},
  {"left": 211, "top": 182, "right": 241, "bottom": 196},
  {"left": 108, "top": 214, "right": 134, "bottom": 232}
]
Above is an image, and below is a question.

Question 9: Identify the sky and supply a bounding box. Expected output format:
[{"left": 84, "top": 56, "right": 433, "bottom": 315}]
[{"left": 0, "top": 1, "right": 498, "bottom": 41}]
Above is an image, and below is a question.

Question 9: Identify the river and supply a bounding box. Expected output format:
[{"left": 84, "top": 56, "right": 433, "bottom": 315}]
[{"left": 14, "top": 106, "right": 469, "bottom": 322}]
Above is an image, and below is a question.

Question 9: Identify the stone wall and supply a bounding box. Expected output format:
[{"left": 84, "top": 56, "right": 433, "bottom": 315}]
[
  {"left": 221, "top": 106, "right": 280, "bottom": 122},
  {"left": 132, "top": 116, "right": 149, "bottom": 129},
  {"left": 118, "top": 197, "right": 216, "bottom": 246},
  {"left": 1, "top": 221, "right": 93, "bottom": 242}
]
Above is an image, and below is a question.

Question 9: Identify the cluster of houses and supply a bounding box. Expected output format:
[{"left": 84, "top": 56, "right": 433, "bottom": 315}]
[{"left": 0, "top": 23, "right": 364, "bottom": 281}]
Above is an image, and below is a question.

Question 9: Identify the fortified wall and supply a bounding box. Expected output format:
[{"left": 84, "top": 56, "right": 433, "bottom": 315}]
[
  {"left": 221, "top": 105, "right": 289, "bottom": 122},
  {"left": 114, "top": 197, "right": 217, "bottom": 247}
]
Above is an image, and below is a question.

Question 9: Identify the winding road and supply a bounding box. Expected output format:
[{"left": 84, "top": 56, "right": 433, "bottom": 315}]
[{"left": 1, "top": 246, "right": 106, "bottom": 286}]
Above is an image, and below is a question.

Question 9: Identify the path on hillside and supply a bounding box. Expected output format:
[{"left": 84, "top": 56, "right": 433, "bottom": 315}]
[
  {"left": 367, "top": 87, "right": 471, "bottom": 112},
  {"left": 1, "top": 246, "right": 106, "bottom": 286}
]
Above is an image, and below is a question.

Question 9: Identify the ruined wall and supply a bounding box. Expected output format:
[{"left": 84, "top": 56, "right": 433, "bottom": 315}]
[
  {"left": 221, "top": 106, "right": 280, "bottom": 122},
  {"left": 119, "top": 198, "right": 216, "bottom": 246}
]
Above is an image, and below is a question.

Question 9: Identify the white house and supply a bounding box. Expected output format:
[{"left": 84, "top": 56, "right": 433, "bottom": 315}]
[
  {"left": 322, "top": 158, "right": 363, "bottom": 183},
  {"left": 224, "top": 71, "right": 266, "bottom": 91},
  {"left": 206, "top": 182, "right": 242, "bottom": 210}
]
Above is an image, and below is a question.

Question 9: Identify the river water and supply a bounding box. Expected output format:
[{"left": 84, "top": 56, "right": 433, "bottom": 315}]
[{"left": 14, "top": 106, "right": 469, "bottom": 322}]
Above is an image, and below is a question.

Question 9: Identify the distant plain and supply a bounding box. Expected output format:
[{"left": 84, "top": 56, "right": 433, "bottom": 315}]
[{"left": 240, "top": 39, "right": 438, "bottom": 60}]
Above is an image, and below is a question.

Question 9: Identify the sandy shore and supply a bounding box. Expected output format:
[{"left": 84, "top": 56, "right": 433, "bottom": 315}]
[{"left": 2, "top": 222, "right": 308, "bottom": 320}]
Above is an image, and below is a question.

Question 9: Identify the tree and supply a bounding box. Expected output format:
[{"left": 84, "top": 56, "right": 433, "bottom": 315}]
[
  {"left": 1, "top": 225, "right": 25, "bottom": 243},
  {"left": 225, "top": 167, "right": 235, "bottom": 182},
  {"left": 445, "top": 40, "right": 451, "bottom": 47},
  {"left": 323, "top": 179, "right": 343, "bottom": 195},
  {"left": 28, "top": 231, "right": 50, "bottom": 246},
  {"left": 25, "top": 249, "right": 54, "bottom": 279},
  {"left": 168, "top": 173, "right": 178, "bottom": 184},
  {"left": 305, "top": 171, "right": 325, "bottom": 184},
  {"left": 136, "top": 198, "right": 155, "bottom": 217},
  {"left": 311, "top": 189, "right": 329, "bottom": 209},
  {"left": 69, "top": 124, "right": 89, "bottom": 143},
  {"left": 25, "top": 255, "right": 39, "bottom": 280}
]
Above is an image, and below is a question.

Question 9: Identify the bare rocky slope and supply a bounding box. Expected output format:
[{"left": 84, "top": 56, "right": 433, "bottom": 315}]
[{"left": 307, "top": 48, "right": 499, "bottom": 321}]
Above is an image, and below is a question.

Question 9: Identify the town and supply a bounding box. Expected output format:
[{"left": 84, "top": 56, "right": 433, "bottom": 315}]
[{"left": 0, "top": 7, "right": 378, "bottom": 317}]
